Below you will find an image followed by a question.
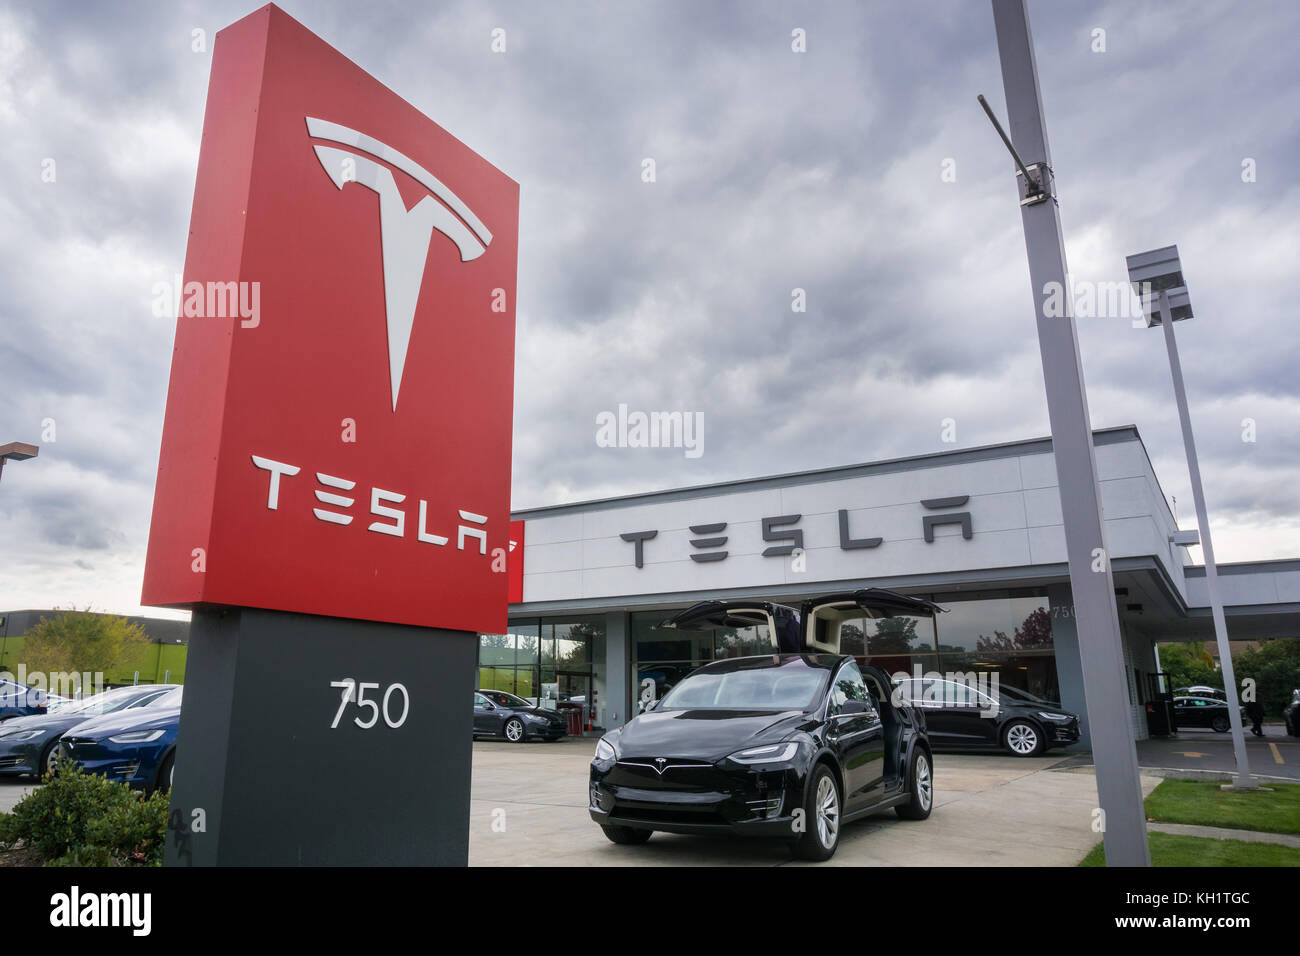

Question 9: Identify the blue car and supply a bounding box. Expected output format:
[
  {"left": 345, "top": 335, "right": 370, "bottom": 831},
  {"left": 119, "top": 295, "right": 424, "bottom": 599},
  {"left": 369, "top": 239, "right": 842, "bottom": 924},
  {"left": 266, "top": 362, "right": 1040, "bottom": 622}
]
[
  {"left": 0, "top": 684, "right": 176, "bottom": 779},
  {"left": 0, "top": 679, "right": 49, "bottom": 721},
  {"left": 59, "top": 686, "right": 183, "bottom": 793}
]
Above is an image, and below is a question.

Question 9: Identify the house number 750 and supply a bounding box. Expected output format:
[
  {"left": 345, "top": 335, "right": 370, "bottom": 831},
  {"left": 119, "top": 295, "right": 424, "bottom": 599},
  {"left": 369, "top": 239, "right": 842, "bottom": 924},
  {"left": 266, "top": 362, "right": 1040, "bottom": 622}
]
[{"left": 330, "top": 679, "right": 410, "bottom": 729}]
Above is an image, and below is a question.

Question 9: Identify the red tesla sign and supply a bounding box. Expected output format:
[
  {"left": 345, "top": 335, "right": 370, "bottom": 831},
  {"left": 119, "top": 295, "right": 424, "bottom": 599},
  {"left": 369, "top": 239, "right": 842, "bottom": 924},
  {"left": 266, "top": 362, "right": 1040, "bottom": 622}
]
[{"left": 142, "top": 5, "right": 518, "bottom": 633}]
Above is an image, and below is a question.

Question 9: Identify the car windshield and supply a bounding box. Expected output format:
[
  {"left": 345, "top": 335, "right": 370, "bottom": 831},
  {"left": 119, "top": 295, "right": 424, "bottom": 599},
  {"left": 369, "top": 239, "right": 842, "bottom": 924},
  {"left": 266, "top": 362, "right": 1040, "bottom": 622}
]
[
  {"left": 153, "top": 686, "right": 184, "bottom": 708},
  {"left": 659, "top": 663, "right": 828, "bottom": 711},
  {"left": 484, "top": 691, "right": 529, "bottom": 707},
  {"left": 50, "top": 687, "right": 146, "bottom": 716}
]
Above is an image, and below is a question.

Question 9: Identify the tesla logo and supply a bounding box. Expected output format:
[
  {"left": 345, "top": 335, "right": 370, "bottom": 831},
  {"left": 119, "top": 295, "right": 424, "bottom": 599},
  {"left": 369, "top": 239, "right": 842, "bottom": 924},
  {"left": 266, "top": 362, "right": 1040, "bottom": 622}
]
[
  {"left": 653, "top": 757, "right": 667, "bottom": 774},
  {"left": 306, "top": 117, "right": 493, "bottom": 411},
  {"left": 253, "top": 454, "right": 490, "bottom": 553}
]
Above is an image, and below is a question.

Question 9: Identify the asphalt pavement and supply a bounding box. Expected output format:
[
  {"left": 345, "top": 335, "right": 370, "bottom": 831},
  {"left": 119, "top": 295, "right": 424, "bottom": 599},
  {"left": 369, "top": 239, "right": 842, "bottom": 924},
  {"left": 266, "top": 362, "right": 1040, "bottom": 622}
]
[{"left": 1055, "top": 723, "right": 1300, "bottom": 782}]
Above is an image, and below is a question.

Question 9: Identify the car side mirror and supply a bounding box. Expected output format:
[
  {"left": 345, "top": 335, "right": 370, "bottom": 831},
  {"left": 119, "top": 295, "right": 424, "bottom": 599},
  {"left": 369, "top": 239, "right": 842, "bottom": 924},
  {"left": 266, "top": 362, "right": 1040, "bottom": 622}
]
[{"left": 483, "top": 702, "right": 495, "bottom": 710}]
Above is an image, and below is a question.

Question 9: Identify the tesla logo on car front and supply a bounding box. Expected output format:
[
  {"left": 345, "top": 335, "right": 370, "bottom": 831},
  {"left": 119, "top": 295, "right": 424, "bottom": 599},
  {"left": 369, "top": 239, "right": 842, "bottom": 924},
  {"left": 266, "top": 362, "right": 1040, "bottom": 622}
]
[
  {"left": 306, "top": 117, "right": 493, "bottom": 412},
  {"left": 653, "top": 757, "right": 667, "bottom": 773}
]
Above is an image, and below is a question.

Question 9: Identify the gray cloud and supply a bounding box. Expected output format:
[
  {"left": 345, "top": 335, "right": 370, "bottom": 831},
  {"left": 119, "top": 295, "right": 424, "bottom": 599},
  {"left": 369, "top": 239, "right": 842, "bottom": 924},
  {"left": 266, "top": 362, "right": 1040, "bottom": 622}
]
[{"left": 1, "top": 0, "right": 1297, "bottom": 617}]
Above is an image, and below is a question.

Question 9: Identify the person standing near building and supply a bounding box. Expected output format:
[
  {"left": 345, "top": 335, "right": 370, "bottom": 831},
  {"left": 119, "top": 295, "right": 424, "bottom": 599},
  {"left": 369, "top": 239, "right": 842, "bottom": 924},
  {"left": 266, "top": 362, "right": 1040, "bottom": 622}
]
[{"left": 1245, "top": 697, "right": 1265, "bottom": 737}]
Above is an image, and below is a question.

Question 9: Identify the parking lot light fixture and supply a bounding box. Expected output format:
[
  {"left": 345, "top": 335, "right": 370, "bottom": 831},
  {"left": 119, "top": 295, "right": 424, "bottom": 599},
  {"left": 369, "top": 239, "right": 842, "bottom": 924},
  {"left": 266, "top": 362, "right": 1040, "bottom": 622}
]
[
  {"left": 1126, "top": 244, "right": 1255, "bottom": 790},
  {"left": 0, "top": 441, "right": 39, "bottom": 484}
]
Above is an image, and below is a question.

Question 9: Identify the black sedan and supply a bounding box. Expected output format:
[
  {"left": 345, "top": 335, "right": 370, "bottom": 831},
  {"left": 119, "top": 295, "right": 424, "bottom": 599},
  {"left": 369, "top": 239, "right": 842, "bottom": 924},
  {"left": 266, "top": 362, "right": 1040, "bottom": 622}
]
[
  {"left": 892, "top": 676, "right": 1080, "bottom": 756},
  {"left": 1173, "top": 695, "right": 1243, "bottom": 733},
  {"left": 589, "top": 654, "right": 933, "bottom": 861},
  {"left": 473, "top": 690, "right": 567, "bottom": 742}
]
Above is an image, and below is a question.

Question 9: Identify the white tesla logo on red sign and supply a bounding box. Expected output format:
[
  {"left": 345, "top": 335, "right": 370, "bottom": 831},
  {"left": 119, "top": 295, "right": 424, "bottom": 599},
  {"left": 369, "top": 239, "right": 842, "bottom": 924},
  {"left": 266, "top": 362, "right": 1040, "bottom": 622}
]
[{"left": 306, "top": 117, "right": 492, "bottom": 411}]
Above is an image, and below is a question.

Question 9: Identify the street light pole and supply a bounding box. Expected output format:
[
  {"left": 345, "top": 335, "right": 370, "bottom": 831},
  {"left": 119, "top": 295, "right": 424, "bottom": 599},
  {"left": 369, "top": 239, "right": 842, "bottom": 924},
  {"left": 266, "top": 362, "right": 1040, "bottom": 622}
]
[
  {"left": 988, "top": 0, "right": 1150, "bottom": 865},
  {"left": 1157, "top": 289, "right": 1254, "bottom": 789}
]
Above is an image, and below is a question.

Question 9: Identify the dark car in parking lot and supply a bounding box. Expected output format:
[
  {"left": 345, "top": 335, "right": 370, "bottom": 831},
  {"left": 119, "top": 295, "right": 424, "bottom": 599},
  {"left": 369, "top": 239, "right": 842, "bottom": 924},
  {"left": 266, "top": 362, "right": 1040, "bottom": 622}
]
[
  {"left": 892, "top": 676, "right": 1080, "bottom": 756},
  {"left": 0, "top": 678, "right": 49, "bottom": 721},
  {"left": 473, "top": 689, "right": 567, "bottom": 742},
  {"left": 0, "top": 683, "right": 176, "bottom": 779},
  {"left": 59, "top": 686, "right": 183, "bottom": 793},
  {"left": 589, "top": 588, "right": 943, "bottom": 861},
  {"left": 1173, "top": 694, "right": 1242, "bottom": 733},
  {"left": 1284, "top": 690, "right": 1300, "bottom": 737}
]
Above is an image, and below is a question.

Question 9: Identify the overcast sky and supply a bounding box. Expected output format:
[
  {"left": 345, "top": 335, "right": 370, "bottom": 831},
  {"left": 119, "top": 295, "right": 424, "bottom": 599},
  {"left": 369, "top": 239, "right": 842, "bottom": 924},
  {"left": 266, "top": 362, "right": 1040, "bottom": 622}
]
[{"left": 1, "top": 0, "right": 1297, "bottom": 620}]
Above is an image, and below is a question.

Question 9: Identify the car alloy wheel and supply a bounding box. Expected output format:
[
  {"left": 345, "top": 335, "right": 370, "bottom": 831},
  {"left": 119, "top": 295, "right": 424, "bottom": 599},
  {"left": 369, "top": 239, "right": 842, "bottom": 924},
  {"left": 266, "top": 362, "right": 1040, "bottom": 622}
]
[
  {"left": 915, "top": 753, "right": 932, "bottom": 811},
  {"left": 504, "top": 717, "right": 525, "bottom": 742},
  {"left": 43, "top": 744, "right": 59, "bottom": 778},
  {"left": 815, "top": 774, "right": 839, "bottom": 849},
  {"left": 1005, "top": 721, "right": 1040, "bottom": 756},
  {"left": 897, "top": 749, "right": 934, "bottom": 820},
  {"left": 1211, "top": 715, "right": 1230, "bottom": 733},
  {"left": 792, "top": 764, "right": 842, "bottom": 861}
]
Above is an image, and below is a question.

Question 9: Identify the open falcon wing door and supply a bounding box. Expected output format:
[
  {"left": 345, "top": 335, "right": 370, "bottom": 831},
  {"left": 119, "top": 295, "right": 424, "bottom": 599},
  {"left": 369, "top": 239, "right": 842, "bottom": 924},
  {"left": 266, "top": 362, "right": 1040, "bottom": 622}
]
[
  {"left": 800, "top": 588, "right": 946, "bottom": 654},
  {"left": 659, "top": 601, "right": 803, "bottom": 653}
]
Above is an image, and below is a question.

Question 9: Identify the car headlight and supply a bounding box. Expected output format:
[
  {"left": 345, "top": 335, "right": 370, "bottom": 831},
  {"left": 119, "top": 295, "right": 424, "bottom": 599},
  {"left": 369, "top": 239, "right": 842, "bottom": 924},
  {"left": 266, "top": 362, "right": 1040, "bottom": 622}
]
[
  {"left": 594, "top": 736, "right": 617, "bottom": 761},
  {"left": 1038, "top": 712, "right": 1072, "bottom": 722},
  {"left": 0, "top": 729, "right": 45, "bottom": 741},
  {"left": 727, "top": 742, "right": 799, "bottom": 764},
  {"left": 107, "top": 729, "right": 165, "bottom": 744}
]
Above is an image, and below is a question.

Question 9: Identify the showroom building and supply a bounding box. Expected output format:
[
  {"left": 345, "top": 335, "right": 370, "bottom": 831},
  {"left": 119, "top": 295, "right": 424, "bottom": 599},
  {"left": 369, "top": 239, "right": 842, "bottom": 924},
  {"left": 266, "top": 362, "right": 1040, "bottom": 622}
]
[{"left": 490, "top": 425, "right": 1300, "bottom": 746}]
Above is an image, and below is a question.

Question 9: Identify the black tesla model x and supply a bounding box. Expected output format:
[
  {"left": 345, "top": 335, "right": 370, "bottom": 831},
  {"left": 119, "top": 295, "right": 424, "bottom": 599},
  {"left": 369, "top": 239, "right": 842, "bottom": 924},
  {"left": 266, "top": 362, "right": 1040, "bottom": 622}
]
[{"left": 589, "top": 590, "right": 940, "bottom": 861}]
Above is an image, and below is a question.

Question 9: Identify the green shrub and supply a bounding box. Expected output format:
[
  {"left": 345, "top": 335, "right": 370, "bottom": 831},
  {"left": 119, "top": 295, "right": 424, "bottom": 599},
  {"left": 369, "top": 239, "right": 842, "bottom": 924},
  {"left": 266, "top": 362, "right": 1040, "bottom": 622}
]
[{"left": 0, "top": 762, "right": 167, "bottom": 866}]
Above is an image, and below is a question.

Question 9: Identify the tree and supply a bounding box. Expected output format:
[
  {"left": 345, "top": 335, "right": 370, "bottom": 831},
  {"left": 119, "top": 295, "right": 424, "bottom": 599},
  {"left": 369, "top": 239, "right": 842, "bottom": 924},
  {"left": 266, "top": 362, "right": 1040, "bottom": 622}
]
[
  {"left": 18, "top": 610, "right": 149, "bottom": 685},
  {"left": 1156, "top": 642, "right": 1221, "bottom": 694},
  {"left": 1233, "top": 638, "right": 1300, "bottom": 717}
]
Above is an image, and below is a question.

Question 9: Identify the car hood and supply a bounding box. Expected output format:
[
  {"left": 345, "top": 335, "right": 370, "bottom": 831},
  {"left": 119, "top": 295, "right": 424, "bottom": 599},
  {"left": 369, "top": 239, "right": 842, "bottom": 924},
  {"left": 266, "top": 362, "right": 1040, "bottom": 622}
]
[
  {"left": 615, "top": 709, "right": 808, "bottom": 761},
  {"left": 0, "top": 709, "right": 107, "bottom": 737},
  {"left": 66, "top": 707, "right": 181, "bottom": 740}
]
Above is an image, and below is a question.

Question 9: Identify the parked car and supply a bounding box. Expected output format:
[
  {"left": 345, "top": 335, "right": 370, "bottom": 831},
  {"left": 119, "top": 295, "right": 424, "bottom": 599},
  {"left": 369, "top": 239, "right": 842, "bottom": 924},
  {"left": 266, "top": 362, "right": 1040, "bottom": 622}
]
[
  {"left": 892, "top": 676, "right": 1080, "bottom": 756},
  {"left": 589, "top": 589, "right": 944, "bottom": 861},
  {"left": 59, "top": 686, "right": 183, "bottom": 793},
  {"left": 590, "top": 654, "right": 933, "bottom": 861},
  {"left": 0, "top": 684, "right": 176, "bottom": 779},
  {"left": 1174, "top": 685, "right": 1226, "bottom": 701},
  {"left": 1173, "top": 694, "right": 1242, "bottom": 733},
  {"left": 473, "top": 689, "right": 567, "bottom": 742},
  {"left": 0, "top": 679, "right": 49, "bottom": 721},
  {"left": 1284, "top": 690, "right": 1300, "bottom": 737}
]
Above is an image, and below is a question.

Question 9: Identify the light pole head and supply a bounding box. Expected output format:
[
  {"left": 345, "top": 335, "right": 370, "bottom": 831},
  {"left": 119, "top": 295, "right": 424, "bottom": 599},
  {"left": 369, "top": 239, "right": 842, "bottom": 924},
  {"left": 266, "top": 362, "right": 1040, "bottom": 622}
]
[
  {"left": 1126, "top": 245, "right": 1192, "bottom": 328},
  {"left": 0, "top": 441, "right": 38, "bottom": 462}
]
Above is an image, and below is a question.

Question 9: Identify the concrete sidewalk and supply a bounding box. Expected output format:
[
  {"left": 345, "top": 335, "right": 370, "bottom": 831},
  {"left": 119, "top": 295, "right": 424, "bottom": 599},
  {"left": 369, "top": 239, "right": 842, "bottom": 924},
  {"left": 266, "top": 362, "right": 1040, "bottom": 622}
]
[
  {"left": 467, "top": 738, "right": 1162, "bottom": 866},
  {"left": 1147, "top": 821, "right": 1300, "bottom": 847}
]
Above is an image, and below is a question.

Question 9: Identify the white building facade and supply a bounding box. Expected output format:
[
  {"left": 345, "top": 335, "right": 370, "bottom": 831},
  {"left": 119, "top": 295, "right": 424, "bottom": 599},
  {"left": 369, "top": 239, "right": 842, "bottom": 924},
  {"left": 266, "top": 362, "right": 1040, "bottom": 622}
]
[{"left": 486, "top": 426, "right": 1300, "bottom": 746}]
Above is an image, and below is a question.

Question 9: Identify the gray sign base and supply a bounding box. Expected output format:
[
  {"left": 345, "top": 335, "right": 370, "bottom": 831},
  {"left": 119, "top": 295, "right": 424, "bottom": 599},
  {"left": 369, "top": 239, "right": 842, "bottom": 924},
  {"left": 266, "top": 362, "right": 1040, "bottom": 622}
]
[{"left": 163, "top": 606, "right": 475, "bottom": 866}]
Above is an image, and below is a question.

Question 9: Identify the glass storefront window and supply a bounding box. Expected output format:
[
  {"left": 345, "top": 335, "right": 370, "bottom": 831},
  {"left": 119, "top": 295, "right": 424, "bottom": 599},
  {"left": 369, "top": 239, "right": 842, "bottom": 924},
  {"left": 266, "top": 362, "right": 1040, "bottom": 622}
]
[
  {"left": 929, "top": 592, "right": 1058, "bottom": 703},
  {"left": 515, "top": 624, "right": 540, "bottom": 665},
  {"left": 840, "top": 614, "right": 936, "bottom": 656},
  {"left": 478, "top": 617, "right": 599, "bottom": 709},
  {"left": 932, "top": 595, "right": 1053, "bottom": 654},
  {"left": 479, "top": 633, "right": 514, "bottom": 667},
  {"left": 713, "top": 625, "right": 770, "bottom": 659}
]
